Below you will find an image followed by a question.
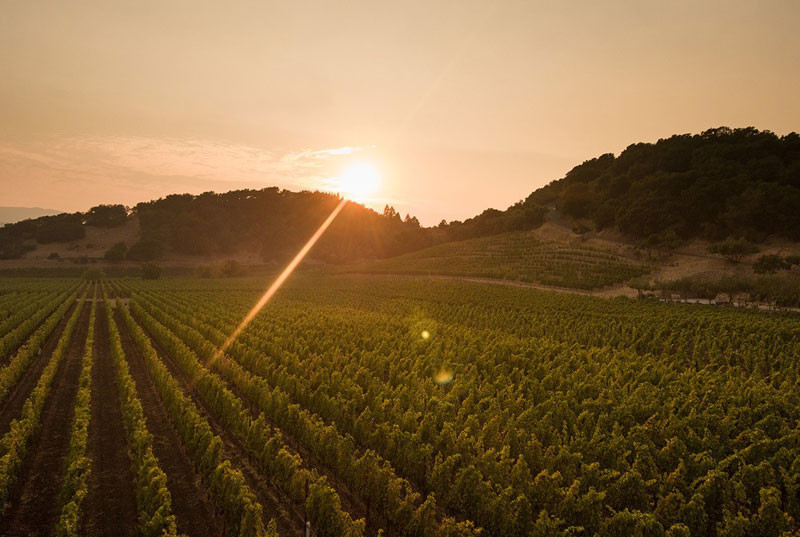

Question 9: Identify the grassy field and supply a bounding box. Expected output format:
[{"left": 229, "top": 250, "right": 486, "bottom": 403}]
[{"left": 346, "top": 231, "right": 652, "bottom": 290}]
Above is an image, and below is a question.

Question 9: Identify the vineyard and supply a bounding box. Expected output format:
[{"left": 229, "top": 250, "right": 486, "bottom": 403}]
[
  {"left": 0, "top": 273, "right": 797, "bottom": 537},
  {"left": 346, "top": 231, "right": 651, "bottom": 290}
]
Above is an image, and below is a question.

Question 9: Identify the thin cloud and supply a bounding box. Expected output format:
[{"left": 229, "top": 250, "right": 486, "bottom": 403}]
[{"left": 0, "top": 136, "right": 369, "bottom": 210}]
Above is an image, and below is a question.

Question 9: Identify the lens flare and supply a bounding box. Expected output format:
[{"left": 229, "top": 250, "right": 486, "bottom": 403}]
[
  {"left": 434, "top": 368, "right": 453, "bottom": 385},
  {"left": 210, "top": 197, "right": 347, "bottom": 365},
  {"left": 332, "top": 161, "right": 380, "bottom": 201}
]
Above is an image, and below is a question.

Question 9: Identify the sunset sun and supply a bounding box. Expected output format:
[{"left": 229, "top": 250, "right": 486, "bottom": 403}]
[{"left": 332, "top": 161, "right": 380, "bottom": 201}]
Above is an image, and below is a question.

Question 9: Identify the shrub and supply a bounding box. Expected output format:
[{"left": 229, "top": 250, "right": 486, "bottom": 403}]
[
  {"left": 104, "top": 242, "right": 127, "bottom": 262},
  {"left": 708, "top": 238, "right": 759, "bottom": 263},
  {"left": 141, "top": 263, "right": 162, "bottom": 280},
  {"left": 83, "top": 268, "right": 105, "bottom": 281},
  {"left": 128, "top": 240, "right": 164, "bottom": 261},
  {"left": 753, "top": 254, "right": 790, "bottom": 274}
]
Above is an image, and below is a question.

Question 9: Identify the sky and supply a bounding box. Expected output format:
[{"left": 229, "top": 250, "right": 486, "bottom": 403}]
[{"left": 1, "top": 1, "right": 799, "bottom": 225}]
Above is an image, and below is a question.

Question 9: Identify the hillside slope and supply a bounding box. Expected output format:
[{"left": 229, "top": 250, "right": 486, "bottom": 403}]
[
  {"left": 526, "top": 126, "right": 800, "bottom": 241},
  {"left": 347, "top": 230, "right": 652, "bottom": 290}
]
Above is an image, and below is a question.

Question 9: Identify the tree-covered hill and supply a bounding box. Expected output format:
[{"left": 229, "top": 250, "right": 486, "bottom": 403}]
[
  {"left": 0, "top": 190, "right": 433, "bottom": 263},
  {"left": 525, "top": 127, "right": 800, "bottom": 242},
  {"left": 3, "top": 127, "right": 799, "bottom": 264},
  {"left": 134, "top": 188, "right": 430, "bottom": 262}
]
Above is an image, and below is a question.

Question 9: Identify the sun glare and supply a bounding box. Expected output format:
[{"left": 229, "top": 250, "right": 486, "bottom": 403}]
[{"left": 333, "top": 161, "right": 380, "bottom": 201}]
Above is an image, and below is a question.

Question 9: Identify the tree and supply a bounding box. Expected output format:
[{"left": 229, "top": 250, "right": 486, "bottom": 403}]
[
  {"left": 560, "top": 183, "right": 594, "bottom": 218},
  {"left": 83, "top": 268, "right": 105, "bottom": 281},
  {"left": 104, "top": 241, "right": 127, "bottom": 262},
  {"left": 708, "top": 238, "right": 759, "bottom": 263},
  {"left": 128, "top": 239, "right": 164, "bottom": 261},
  {"left": 35, "top": 214, "right": 85, "bottom": 243},
  {"left": 85, "top": 204, "right": 127, "bottom": 227},
  {"left": 220, "top": 259, "right": 246, "bottom": 277},
  {"left": 141, "top": 263, "right": 162, "bottom": 280},
  {"left": 753, "top": 254, "right": 790, "bottom": 274}
]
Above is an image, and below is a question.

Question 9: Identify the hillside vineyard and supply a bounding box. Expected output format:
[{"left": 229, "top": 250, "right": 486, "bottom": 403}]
[{"left": 0, "top": 275, "right": 797, "bottom": 536}]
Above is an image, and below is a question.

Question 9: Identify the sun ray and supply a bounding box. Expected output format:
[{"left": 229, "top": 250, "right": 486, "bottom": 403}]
[{"left": 209, "top": 197, "right": 348, "bottom": 365}]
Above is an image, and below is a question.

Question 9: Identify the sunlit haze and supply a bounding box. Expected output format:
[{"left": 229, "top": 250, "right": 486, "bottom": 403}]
[
  {"left": 2, "top": 1, "right": 799, "bottom": 224},
  {"left": 327, "top": 161, "right": 381, "bottom": 202}
]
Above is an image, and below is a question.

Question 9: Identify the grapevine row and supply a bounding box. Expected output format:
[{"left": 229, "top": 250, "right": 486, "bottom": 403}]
[
  {"left": 55, "top": 285, "right": 96, "bottom": 536},
  {"left": 121, "top": 276, "right": 800, "bottom": 536},
  {"left": 0, "top": 283, "right": 80, "bottom": 361},
  {"left": 101, "top": 287, "right": 179, "bottom": 536},
  {"left": 126, "top": 300, "right": 361, "bottom": 537},
  {"left": 131, "top": 289, "right": 482, "bottom": 537},
  {"left": 117, "top": 302, "right": 276, "bottom": 537},
  {"left": 0, "top": 285, "right": 83, "bottom": 407},
  {"left": 0, "top": 287, "right": 86, "bottom": 508}
]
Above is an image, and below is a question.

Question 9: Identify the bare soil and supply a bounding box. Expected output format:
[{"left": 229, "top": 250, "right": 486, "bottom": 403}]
[
  {"left": 0, "top": 304, "right": 89, "bottom": 537},
  {"left": 82, "top": 302, "right": 139, "bottom": 537},
  {"left": 114, "top": 308, "right": 225, "bottom": 537}
]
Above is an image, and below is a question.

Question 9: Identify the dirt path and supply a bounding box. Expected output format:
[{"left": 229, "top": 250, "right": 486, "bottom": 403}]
[
  {"left": 359, "top": 272, "right": 611, "bottom": 296},
  {"left": 0, "top": 302, "right": 76, "bottom": 436},
  {"left": 82, "top": 302, "right": 139, "bottom": 537},
  {"left": 114, "top": 308, "right": 225, "bottom": 537},
  {"left": 126, "top": 310, "right": 304, "bottom": 537},
  {"left": 0, "top": 304, "right": 89, "bottom": 537}
]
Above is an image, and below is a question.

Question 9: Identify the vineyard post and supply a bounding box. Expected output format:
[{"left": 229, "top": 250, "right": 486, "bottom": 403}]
[{"left": 304, "top": 477, "right": 309, "bottom": 537}]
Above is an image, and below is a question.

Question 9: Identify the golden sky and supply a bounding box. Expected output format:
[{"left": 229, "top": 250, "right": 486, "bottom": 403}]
[{"left": 1, "top": 1, "right": 799, "bottom": 224}]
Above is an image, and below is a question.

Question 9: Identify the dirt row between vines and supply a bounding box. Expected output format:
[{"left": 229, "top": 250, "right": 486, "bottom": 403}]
[
  {"left": 114, "top": 307, "right": 227, "bottom": 537},
  {"left": 123, "top": 308, "right": 305, "bottom": 537},
  {"left": 0, "top": 301, "right": 77, "bottom": 437},
  {"left": 82, "top": 301, "right": 139, "bottom": 537},
  {"left": 0, "top": 303, "right": 90, "bottom": 537}
]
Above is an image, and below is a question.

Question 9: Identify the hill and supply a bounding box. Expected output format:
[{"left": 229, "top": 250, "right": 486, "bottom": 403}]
[
  {"left": 0, "top": 206, "right": 62, "bottom": 225},
  {"left": 523, "top": 126, "right": 800, "bottom": 242},
  {"left": 2, "top": 127, "right": 799, "bottom": 274},
  {"left": 348, "top": 230, "right": 652, "bottom": 290},
  {"left": 0, "top": 190, "right": 431, "bottom": 264}
]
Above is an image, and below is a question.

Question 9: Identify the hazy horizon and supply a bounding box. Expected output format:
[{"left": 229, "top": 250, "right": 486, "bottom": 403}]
[{"left": 2, "top": 1, "right": 799, "bottom": 225}]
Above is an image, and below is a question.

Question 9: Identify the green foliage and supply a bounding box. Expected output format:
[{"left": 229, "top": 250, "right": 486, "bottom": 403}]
[
  {"left": 101, "top": 288, "right": 178, "bottom": 536},
  {"left": 55, "top": 291, "right": 96, "bottom": 537},
  {"left": 135, "top": 189, "right": 429, "bottom": 262},
  {"left": 141, "top": 263, "right": 162, "bottom": 280},
  {"left": 753, "top": 254, "right": 799, "bottom": 274},
  {"left": 104, "top": 241, "right": 127, "bottom": 262},
  {"left": 85, "top": 204, "right": 127, "bottom": 228},
  {"left": 110, "top": 274, "right": 800, "bottom": 536},
  {"left": 83, "top": 268, "right": 105, "bottom": 281},
  {"left": 352, "top": 231, "right": 651, "bottom": 290},
  {"left": 440, "top": 204, "right": 548, "bottom": 241},
  {"left": 197, "top": 259, "right": 247, "bottom": 278},
  {"left": 128, "top": 239, "right": 164, "bottom": 262},
  {"left": 653, "top": 273, "right": 800, "bottom": 306},
  {"left": 708, "top": 237, "right": 760, "bottom": 263},
  {"left": 35, "top": 213, "right": 86, "bottom": 244},
  {"left": 538, "top": 127, "right": 800, "bottom": 241},
  {"left": 0, "top": 287, "right": 86, "bottom": 507}
]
